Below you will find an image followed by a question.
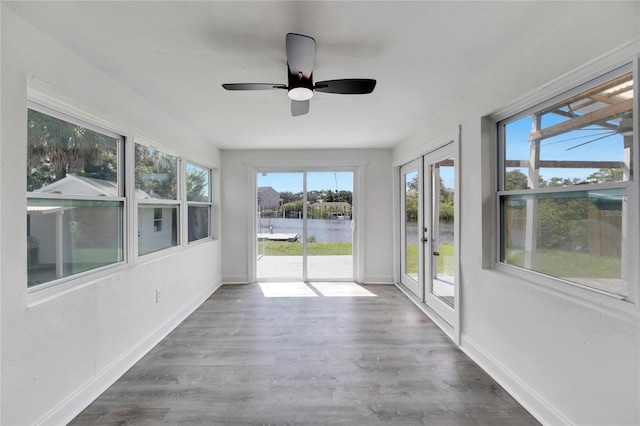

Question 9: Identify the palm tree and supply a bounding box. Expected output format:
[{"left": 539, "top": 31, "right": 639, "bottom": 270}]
[{"left": 27, "top": 109, "right": 116, "bottom": 188}]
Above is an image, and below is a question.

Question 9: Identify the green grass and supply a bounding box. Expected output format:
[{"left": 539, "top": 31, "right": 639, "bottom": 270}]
[
  {"left": 258, "top": 241, "right": 352, "bottom": 256},
  {"left": 404, "top": 242, "right": 455, "bottom": 275},
  {"left": 506, "top": 249, "right": 621, "bottom": 278}
]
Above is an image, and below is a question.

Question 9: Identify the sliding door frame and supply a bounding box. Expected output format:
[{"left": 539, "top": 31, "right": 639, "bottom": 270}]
[{"left": 247, "top": 160, "right": 368, "bottom": 284}]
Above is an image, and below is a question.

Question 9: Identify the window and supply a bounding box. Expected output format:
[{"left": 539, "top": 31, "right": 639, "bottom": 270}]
[
  {"left": 27, "top": 104, "right": 124, "bottom": 289},
  {"left": 135, "top": 143, "right": 179, "bottom": 256},
  {"left": 497, "top": 66, "right": 634, "bottom": 298},
  {"left": 186, "top": 162, "right": 212, "bottom": 243}
]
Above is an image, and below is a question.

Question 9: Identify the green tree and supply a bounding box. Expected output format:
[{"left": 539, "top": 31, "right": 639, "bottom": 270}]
[
  {"left": 282, "top": 200, "right": 303, "bottom": 218},
  {"left": 504, "top": 169, "right": 528, "bottom": 190},
  {"left": 280, "top": 191, "right": 301, "bottom": 204},
  {"left": 27, "top": 109, "right": 117, "bottom": 190},
  {"left": 586, "top": 168, "right": 623, "bottom": 184},
  {"left": 26, "top": 163, "right": 55, "bottom": 192},
  {"left": 405, "top": 174, "right": 418, "bottom": 222},
  {"left": 186, "top": 167, "right": 208, "bottom": 201},
  {"left": 135, "top": 145, "right": 177, "bottom": 199}
]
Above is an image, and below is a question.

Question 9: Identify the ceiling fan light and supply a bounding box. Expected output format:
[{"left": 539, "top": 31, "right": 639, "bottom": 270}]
[{"left": 288, "top": 87, "right": 314, "bottom": 101}]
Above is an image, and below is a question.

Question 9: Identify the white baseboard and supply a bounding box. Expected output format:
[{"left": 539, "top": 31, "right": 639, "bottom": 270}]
[
  {"left": 460, "top": 335, "right": 569, "bottom": 426},
  {"left": 37, "top": 279, "right": 223, "bottom": 426},
  {"left": 363, "top": 275, "right": 394, "bottom": 284},
  {"left": 222, "top": 275, "right": 251, "bottom": 284}
]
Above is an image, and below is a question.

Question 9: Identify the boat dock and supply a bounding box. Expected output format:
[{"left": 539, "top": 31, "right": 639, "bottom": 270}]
[{"left": 257, "top": 233, "right": 299, "bottom": 242}]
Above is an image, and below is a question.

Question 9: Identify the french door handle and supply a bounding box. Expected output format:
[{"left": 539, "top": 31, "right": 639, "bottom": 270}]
[
  {"left": 433, "top": 251, "right": 440, "bottom": 256},
  {"left": 421, "top": 237, "right": 428, "bottom": 243}
]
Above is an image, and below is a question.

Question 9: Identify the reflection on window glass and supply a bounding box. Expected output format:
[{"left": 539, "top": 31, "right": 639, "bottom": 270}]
[
  {"left": 186, "top": 162, "right": 212, "bottom": 243},
  {"left": 501, "top": 189, "right": 628, "bottom": 297},
  {"left": 27, "top": 198, "right": 124, "bottom": 287},
  {"left": 135, "top": 144, "right": 178, "bottom": 200},
  {"left": 188, "top": 205, "right": 210, "bottom": 242},
  {"left": 503, "top": 72, "right": 633, "bottom": 189},
  {"left": 138, "top": 205, "right": 178, "bottom": 255},
  {"left": 27, "top": 109, "right": 119, "bottom": 194}
]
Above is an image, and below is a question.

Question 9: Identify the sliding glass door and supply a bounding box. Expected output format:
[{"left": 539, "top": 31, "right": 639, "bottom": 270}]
[
  {"left": 306, "top": 172, "right": 354, "bottom": 280},
  {"left": 256, "top": 172, "right": 304, "bottom": 280},
  {"left": 256, "top": 170, "right": 354, "bottom": 281}
]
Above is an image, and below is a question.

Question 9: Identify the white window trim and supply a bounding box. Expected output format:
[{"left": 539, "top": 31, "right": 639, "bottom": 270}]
[
  {"left": 26, "top": 100, "right": 127, "bottom": 295},
  {"left": 185, "top": 160, "right": 213, "bottom": 244},
  {"left": 244, "top": 159, "right": 367, "bottom": 284},
  {"left": 133, "top": 140, "right": 183, "bottom": 259},
  {"left": 488, "top": 53, "right": 640, "bottom": 319}
]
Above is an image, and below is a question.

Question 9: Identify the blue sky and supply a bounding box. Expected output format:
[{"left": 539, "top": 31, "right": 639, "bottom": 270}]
[
  {"left": 505, "top": 112, "right": 624, "bottom": 182},
  {"left": 257, "top": 171, "right": 353, "bottom": 193}
]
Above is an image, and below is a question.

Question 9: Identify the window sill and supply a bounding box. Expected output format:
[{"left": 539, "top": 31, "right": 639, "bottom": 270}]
[
  {"left": 187, "top": 236, "right": 215, "bottom": 246},
  {"left": 494, "top": 262, "right": 640, "bottom": 323},
  {"left": 27, "top": 262, "right": 127, "bottom": 307}
]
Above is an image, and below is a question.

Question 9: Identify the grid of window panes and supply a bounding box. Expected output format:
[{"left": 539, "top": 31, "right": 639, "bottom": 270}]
[
  {"left": 26, "top": 104, "right": 216, "bottom": 290},
  {"left": 186, "top": 162, "right": 212, "bottom": 242},
  {"left": 135, "top": 144, "right": 180, "bottom": 256},
  {"left": 498, "top": 68, "right": 634, "bottom": 298},
  {"left": 26, "top": 106, "right": 124, "bottom": 288}
]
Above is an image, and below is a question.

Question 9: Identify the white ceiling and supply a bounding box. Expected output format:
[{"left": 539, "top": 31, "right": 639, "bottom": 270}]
[{"left": 5, "top": 1, "right": 640, "bottom": 150}]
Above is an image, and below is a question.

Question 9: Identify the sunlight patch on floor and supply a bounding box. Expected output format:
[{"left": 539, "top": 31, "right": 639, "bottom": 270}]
[
  {"left": 258, "top": 281, "right": 377, "bottom": 298},
  {"left": 259, "top": 282, "right": 318, "bottom": 298},
  {"left": 310, "top": 282, "right": 377, "bottom": 297}
]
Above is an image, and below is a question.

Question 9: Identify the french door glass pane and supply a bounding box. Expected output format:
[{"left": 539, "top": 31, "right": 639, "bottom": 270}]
[
  {"left": 404, "top": 170, "right": 419, "bottom": 281},
  {"left": 431, "top": 157, "right": 455, "bottom": 307},
  {"left": 306, "top": 172, "right": 353, "bottom": 280}
]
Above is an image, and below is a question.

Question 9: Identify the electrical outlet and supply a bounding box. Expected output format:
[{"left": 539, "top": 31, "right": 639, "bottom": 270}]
[{"left": 156, "top": 290, "right": 161, "bottom": 303}]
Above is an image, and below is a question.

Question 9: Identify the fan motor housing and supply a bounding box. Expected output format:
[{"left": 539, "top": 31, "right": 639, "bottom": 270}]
[{"left": 288, "top": 71, "right": 314, "bottom": 101}]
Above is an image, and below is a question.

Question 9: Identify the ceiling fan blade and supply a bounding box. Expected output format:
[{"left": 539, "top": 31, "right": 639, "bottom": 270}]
[
  {"left": 286, "top": 33, "right": 315, "bottom": 79},
  {"left": 222, "top": 83, "right": 286, "bottom": 90},
  {"left": 291, "top": 100, "right": 310, "bottom": 117},
  {"left": 314, "top": 79, "right": 376, "bottom": 94}
]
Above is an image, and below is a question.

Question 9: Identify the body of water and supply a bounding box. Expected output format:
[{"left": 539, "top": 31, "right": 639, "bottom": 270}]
[
  {"left": 258, "top": 218, "right": 352, "bottom": 243},
  {"left": 405, "top": 222, "right": 454, "bottom": 245},
  {"left": 257, "top": 218, "right": 454, "bottom": 245}
]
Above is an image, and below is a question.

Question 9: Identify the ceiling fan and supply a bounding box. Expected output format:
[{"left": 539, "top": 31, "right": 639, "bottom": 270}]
[{"left": 222, "top": 33, "right": 376, "bottom": 116}]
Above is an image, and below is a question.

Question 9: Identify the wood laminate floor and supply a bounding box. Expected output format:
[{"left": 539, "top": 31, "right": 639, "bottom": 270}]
[{"left": 69, "top": 283, "right": 540, "bottom": 425}]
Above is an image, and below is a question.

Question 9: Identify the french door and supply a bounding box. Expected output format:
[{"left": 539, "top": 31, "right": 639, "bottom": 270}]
[{"left": 400, "top": 143, "right": 458, "bottom": 330}]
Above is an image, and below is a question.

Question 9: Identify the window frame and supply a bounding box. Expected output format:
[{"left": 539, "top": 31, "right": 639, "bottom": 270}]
[
  {"left": 493, "top": 60, "right": 640, "bottom": 314},
  {"left": 184, "top": 160, "right": 213, "bottom": 244},
  {"left": 133, "top": 140, "right": 182, "bottom": 258},
  {"left": 26, "top": 100, "right": 127, "bottom": 293}
]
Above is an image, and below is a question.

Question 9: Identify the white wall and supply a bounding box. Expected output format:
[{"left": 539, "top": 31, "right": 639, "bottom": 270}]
[
  {"left": 221, "top": 149, "right": 394, "bottom": 284},
  {"left": 393, "top": 32, "right": 640, "bottom": 426},
  {"left": 1, "top": 7, "right": 222, "bottom": 425}
]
